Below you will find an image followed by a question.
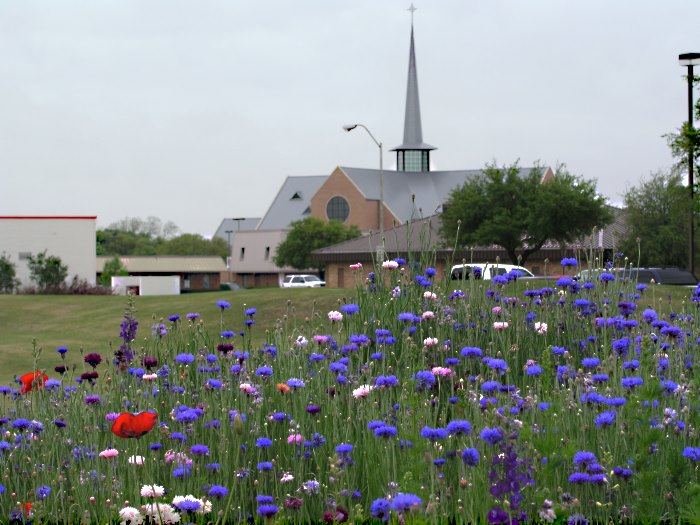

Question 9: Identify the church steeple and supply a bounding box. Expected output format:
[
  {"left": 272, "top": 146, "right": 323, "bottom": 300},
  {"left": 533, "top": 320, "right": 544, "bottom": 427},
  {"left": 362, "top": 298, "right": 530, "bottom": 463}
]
[{"left": 391, "top": 5, "right": 436, "bottom": 173}]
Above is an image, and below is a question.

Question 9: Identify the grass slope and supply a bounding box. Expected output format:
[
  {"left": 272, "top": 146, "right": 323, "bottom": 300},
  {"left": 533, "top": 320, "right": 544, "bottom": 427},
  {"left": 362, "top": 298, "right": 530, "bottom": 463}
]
[{"left": 0, "top": 288, "right": 350, "bottom": 386}]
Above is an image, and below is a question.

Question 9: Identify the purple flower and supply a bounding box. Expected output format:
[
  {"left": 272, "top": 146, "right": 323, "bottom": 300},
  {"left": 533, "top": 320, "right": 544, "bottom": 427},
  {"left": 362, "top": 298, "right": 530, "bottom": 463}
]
[
  {"left": 257, "top": 504, "right": 279, "bottom": 518},
  {"left": 568, "top": 472, "right": 591, "bottom": 484},
  {"left": 370, "top": 498, "right": 391, "bottom": 522},
  {"left": 341, "top": 304, "right": 360, "bottom": 315},
  {"left": 256, "top": 437, "right": 273, "bottom": 448},
  {"left": 175, "top": 353, "right": 195, "bottom": 364},
  {"left": 36, "top": 485, "right": 51, "bottom": 499},
  {"left": 682, "top": 447, "right": 700, "bottom": 462},
  {"left": 374, "top": 425, "right": 397, "bottom": 438},
  {"left": 446, "top": 420, "right": 472, "bottom": 435},
  {"left": 573, "top": 451, "right": 597, "bottom": 466},
  {"left": 594, "top": 410, "right": 616, "bottom": 428},
  {"left": 190, "top": 444, "right": 209, "bottom": 455},
  {"left": 461, "top": 347, "right": 483, "bottom": 358},
  {"left": 216, "top": 300, "right": 230, "bottom": 310},
  {"left": 208, "top": 485, "right": 228, "bottom": 498}
]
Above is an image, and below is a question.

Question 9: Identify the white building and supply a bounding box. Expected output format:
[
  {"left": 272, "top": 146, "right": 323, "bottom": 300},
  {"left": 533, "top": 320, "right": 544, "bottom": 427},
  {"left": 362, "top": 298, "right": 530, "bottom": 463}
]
[{"left": 0, "top": 216, "right": 97, "bottom": 288}]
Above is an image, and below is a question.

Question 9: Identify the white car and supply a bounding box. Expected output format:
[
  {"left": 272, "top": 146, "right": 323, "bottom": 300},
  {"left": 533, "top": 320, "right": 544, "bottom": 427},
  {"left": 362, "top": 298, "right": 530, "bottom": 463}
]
[
  {"left": 281, "top": 274, "right": 326, "bottom": 288},
  {"left": 450, "top": 263, "right": 534, "bottom": 281}
]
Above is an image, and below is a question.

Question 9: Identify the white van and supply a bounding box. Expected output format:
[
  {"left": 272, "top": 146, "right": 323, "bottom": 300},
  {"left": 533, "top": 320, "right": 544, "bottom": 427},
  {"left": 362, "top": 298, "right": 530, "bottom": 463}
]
[{"left": 450, "top": 263, "right": 534, "bottom": 281}]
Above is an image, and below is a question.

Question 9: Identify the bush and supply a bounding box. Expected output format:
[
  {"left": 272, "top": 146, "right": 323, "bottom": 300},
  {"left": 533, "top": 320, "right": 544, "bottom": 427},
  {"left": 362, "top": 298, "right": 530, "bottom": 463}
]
[{"left": 26, "top": 250, "right": 68, "bottom": 293}]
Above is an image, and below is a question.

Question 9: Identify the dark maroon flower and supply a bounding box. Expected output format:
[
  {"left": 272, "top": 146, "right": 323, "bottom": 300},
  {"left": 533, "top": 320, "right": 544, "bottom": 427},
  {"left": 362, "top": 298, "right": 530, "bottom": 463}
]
[
  {"left": 142, "top": 355, "right": 158, "bottom": 369},
  {"left": 217, "top": 343, "right": 234, "bottom": 353},
  {"left": 80, "top": 371, "right": 99, "bottom": 382},
  {"left": 54, "top": 365, "right": 67, "bottom": 374},
  {"left": 84, "top": 353, "right": 102, "bottom": 369},
  {"left": 284, "top": 497, "right": 304, "bottom": 510}
]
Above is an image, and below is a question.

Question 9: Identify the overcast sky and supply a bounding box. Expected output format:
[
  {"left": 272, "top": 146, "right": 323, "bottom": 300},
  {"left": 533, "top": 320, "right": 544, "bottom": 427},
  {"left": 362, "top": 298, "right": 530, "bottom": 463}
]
[{"left": 1, "top": 1, "right": 698, "bottom": 237}]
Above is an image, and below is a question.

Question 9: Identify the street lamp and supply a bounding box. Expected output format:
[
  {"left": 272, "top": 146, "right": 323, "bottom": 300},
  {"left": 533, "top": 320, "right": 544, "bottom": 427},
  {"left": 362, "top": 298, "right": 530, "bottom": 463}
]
[
  {"left": 679, "top": 52, "right": 700, "bottom": 274},
  {"left": 343, "top": 124, "right": 385, "bottom": 258},
  {"left": 225, "top": 229, "right": 233, "bottom": 283}
]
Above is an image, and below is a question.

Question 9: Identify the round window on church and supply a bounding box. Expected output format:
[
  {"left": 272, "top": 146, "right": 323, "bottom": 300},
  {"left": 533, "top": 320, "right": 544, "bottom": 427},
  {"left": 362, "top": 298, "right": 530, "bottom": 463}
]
[{"left": 326, "top": 196, "right": 350, "bottom": 222}]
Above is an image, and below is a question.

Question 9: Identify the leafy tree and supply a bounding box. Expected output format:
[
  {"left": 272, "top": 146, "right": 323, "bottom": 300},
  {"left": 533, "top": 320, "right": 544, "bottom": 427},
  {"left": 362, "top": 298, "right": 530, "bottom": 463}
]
[
  {"left": 99, "top": 255, "right": 129, "bottom": 286},
  {"left": 107, "top": 216, "right": 180, "bottom": 240},
  {"left": 275, "top": 217, "right": 362, "bottom": 272},
  {"left": 97, "top": 229, "right": 161, "bottom": 256},
  {"left": 27, "top": 251, "right": 68, "bottom": 293},
  {"left": 619, "top": 171, "right": 695, "bottom": 267},
  {"left": 0, "top": 253, "right": 19, "bottom": 294},
  {"left": 440, "top": 163, "right": 612, "bottom": 265},
  {"left": 157, "top": 234, "right": 229, "bottom": 258}
]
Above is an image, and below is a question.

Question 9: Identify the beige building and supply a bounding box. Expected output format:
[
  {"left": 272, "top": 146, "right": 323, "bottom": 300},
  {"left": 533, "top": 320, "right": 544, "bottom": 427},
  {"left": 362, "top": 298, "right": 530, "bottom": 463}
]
[{"left": 0, "top": 215, "right": 96, "bottom": 289}]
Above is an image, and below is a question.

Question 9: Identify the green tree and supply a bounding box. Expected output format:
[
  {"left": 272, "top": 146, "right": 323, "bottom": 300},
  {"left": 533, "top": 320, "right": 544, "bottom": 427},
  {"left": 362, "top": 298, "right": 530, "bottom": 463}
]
[
  {"left": 99, "top": 255, "right": 129, "bottom": 286},
  {"left": 275, "top": 217, "right": 362, "bottom": 272},
  {"left": 440, "top": 163, "right": 611, "bottom": 265},
  {"left": 27, "top": 251, "right": 68, "bottom": 293},
  {"left": 0, "top": 253, "right": 19, "bottom": 294},
  {"left": 619, "top": 171, "right": 694, "bottom": 267},
  {"left": 157, "top": 234, "right": 229, "bottom": 258}
]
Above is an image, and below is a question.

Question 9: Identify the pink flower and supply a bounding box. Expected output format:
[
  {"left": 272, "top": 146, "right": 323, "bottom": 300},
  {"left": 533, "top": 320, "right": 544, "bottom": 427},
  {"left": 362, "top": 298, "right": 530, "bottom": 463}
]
[
  {"left": 327, "top": 311, "right": 343, "bottom": 323},
  {"left": 493, "top": 322, "right": 509, "bottom": 329},
  {"left": 421, "top": 311, "right": 435, "bottom": 320},
  {"left": 287, "top": 433, "right": 304, "bottom": 444},
  {"left": 99, "top": 447, "right": 119, "bottom": 458},
  {"left": 492, "top": 306, "right": 502, "bottom": 315},
  {"left": 349, "top": 263, "right": 363, "bottom": 270},
  {"left": 239, "top": 383, "right": 257, "bottom": 395},
  {"left": 423, "top": 337, "right": 439, "bottom": 346},
  {"left": 352, "top": 384, "right": 374, "bottom": 398},
  {"left": 431, "top": 366, "right": 453, "bottom": 377},
  {"left": 423, "top": 291, "right": 437, "bottom": 300},
  {"left": 382, "top": 260, "right": 399, "bottom": 269}
]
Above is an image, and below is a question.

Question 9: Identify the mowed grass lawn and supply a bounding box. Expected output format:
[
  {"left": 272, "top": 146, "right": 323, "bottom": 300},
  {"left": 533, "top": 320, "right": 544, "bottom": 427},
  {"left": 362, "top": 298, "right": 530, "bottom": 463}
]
[{"left": 0, "top": 288, "right": 350, "bottom": 386}]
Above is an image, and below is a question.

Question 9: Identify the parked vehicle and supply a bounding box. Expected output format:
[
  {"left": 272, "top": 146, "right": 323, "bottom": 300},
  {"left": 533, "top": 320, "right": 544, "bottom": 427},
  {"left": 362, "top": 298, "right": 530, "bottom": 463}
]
[
  {"left": 577, "top": 267, "right": 698, "bottom": 285},
  {"left": 450, "top": 263, "right": 535, "bottom": 281},
  {"left": 281, "top": 274, "right": 326, "bottom": 288}
]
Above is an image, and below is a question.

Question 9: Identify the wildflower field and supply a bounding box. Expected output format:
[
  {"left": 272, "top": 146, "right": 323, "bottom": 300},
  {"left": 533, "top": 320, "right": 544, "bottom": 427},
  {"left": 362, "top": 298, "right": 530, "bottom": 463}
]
[{"left": 3, "top": 256, "right": 700, "bottom": 524}]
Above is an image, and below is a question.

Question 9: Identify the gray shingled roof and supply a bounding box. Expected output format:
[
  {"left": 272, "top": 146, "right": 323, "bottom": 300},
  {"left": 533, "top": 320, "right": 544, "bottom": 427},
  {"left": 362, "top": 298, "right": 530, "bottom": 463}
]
[
  {"left": 339, "top": 166, "right": 540, "bottom": 225},
  {"left": 257, "top": 175, "right": 327, "bottom": 230}
]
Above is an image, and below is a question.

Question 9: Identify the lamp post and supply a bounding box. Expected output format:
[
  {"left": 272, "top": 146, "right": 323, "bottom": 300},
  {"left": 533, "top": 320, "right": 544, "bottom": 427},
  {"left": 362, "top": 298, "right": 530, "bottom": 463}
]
[
  {"left": 225, "top": 229, "right": 233, "bottom": 283},
  {"left": 343, "top": 123, "right": 385, "bottom": 258},
  {"left": 679, "top": 52, "right": 700, "bottom": 274}
]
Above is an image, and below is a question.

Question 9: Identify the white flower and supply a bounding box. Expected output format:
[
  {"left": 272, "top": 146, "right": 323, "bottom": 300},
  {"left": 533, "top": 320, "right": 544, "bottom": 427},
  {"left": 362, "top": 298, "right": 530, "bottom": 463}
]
[
  {"left": 129, "top": 455, "right": 145, "bottom": 465},
  {"left": 119, "top": 506, "right": 144, "bottom": 525},
  {"left": 423, "top": 337, "right": 439, "bottom": 346},
  {"left": 141, "top": 484, "right": 165, "bottom": 498},
  {"left": 423, "top": 291, "right": 437, "bottom": 300},
  {"left": 281, "top": 472, "right": 295, "bottom": 483},
  {"left": 534, "top": 322, "right": 548, "bottom": 335},
  {"left": 352, "top": 384, "right": 374, "bottom": 398},
  {"left": 493, "top": 322, "right": 509, "bottom": 329},
  {"left": 294, "top": 335, "right": 308, "bottom": 348},
  {"left": 382, "top": 260, "right": 399, "bottom": 269},
  {"left": 142, "top": 503, "right": 180, "bottom": 524},
  {"left": 421, "top": 311, "right": 435, "bottom": 320},
  {"left": 327, "top": 310, "right": 343, "bottom": 322}
]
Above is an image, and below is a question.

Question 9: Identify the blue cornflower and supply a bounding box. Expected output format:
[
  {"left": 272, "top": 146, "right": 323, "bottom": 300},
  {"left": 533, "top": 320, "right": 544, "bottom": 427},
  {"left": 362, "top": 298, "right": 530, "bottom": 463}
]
[
  {"left": 461, "top": 448, "right": 480, "bottom": 466},
  {"left": 11, "top": 419, "right": 31, "bottom": 431},
  {"left": 257, "top": 504, "right": 279, "bottom": 518},
  {"left": 255, "top": 366, "right": 273, "bottom": 377},
  {"left": 420, "top": 426, "right": 448, "bottom": 441},
  {"left": 287, "top": 378, "right": 305, "bottom": 389},
  {"left": 375, "top": 375, "right": 398, "bottom": 387},
  {"left": 581, "top": 357, "right": 600, "bottom": 368},
  {"left": 397, "top": 312, "right": 416, "bottom": 322},
  {"left": 57, "top": 346, "right": 68, "bottom": 356},
  {"left": 207, "top": 485, "right": 228, "bottom": 498},
  {"left": 190, "top": 444, "right": 209, "bottom": 455},
  {"left": 205, "top": 379, "right": 222, "bottom": 389},
  {"left": 256, "top": 437, "right": 273, "bottom": 448},
  {"left": 245, "top": 308, "right": 257, "bottom": 316},
  {"left": 171, "top": 432, "right": 187, "bottom": 443},
  {"left": 175, "top": 498, "right": 201, "bottom": 512},
  {"left": 594, "top": 410, "right": 617, "bottom": 428},
  {"left": 461, "top": 346, "right": 483, "bottom": 358},
  {"left": 446, "top": 420, "right": 472, "bottom": 436},
  {"left": 370, "top": 498, "right": 391, "bottom": 522},
  {"left": 480, "top": 427, "right": 504, "bottom": 446},
  {"left": 414, "top": 370, "right": 436, "bottom": 389},
  {"left": 36, "top": 485, "right": 51, "bottom": 499},
  {"left": 391, "top": 493, "right": 422, "bottom": 512},
  {"left": 341, "top": 304, "right": 360, "bottom": 315},
  {"left": 335, "top": 443, "right": 353, "bottom": 454},
  {"left": 599, "top": 272, "right": 615, "bottom": 283},
  {"left": 682, "top": 447, "right": 700, "bottom": 462},
  {"left": 573, "top": 451, "right": 597, "bottom": 466},
  {"left": 568, "top": 472, "right": 591, "bottom": 484},
  {"left": 172, "top": 465, "right": 191, "bottom": 478},
  {"left": 175, "top": 353, "right": 195, "bottom": 364},
  {"left": 374, "top": 425, "right": 398, "bottom": 438},
  {"left": 560, "top": 257, "right": 578, "bottom": 267},
  {"left": 257, "top": 461, "right": 273, "bottom": 470}
]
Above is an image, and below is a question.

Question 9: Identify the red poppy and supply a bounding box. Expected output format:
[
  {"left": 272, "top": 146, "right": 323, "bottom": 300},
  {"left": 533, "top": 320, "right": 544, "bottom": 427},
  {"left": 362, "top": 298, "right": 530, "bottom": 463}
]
[
  {"left": 19, "top": 371, "right": 48, "bottom": 393},
  {"left": 110, "top": 411, "right": 158, "bottom": 439},
  {"left": 22, "top": 502, "right": 32, "bottom": 516}
]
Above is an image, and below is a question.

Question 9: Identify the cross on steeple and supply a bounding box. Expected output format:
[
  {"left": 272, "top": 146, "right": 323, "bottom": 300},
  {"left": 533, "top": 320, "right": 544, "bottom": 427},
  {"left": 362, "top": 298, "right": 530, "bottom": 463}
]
[{"left": 408, "top": 3, "right": 417, "bottom": 25}]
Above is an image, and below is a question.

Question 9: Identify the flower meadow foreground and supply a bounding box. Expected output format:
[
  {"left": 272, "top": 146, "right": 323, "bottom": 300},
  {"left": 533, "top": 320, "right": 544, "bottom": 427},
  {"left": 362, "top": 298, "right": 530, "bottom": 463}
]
[{"left": 3, "top": 257, "right": 700, "bottom": 524}]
